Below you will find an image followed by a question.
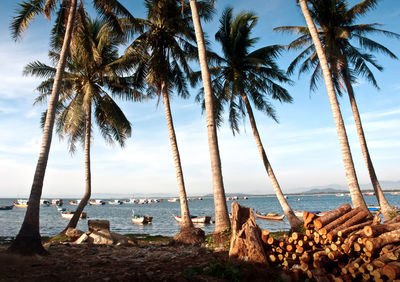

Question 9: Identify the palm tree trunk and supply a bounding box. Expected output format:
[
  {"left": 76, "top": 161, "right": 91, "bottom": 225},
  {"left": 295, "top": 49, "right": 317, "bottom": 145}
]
[
  {"left": 298, "top": 0, "right": 367, "bottom": 210},
  {"left": 189, "top": 0, "right": 230, "bottom": 233},
  {"left": 8, "top": 0, "right": 78, "bottom": 255},
  {"left": 64, "top": 102, "right": 92, "bottom": 230},
  {"left": 241, "top": 93, "right": 302, "bottom": 229},
  {"left": 343, "top": 78, "right": 392, "bottom": 219},
  {"left": 161, "top": 82, "right": 193, "bottom": 228}
]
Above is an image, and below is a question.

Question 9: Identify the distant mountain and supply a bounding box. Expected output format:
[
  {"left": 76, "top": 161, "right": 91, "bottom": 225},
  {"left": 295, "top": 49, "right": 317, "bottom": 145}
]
[{"left": 297, "top": 180, "right": 400, "bottom": 194}]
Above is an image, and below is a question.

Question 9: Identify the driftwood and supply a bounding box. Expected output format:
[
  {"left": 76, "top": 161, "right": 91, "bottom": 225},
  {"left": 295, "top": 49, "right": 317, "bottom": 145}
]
[
  {"left": 229, "top": 202, "right": 268, "bottom": 264},
  {"left": 313, "top": 203, "right": 352, "bottom": 230}
]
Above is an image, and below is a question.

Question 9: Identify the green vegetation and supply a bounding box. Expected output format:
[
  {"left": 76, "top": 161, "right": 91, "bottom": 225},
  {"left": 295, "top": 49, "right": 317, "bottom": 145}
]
[
  {"left": 183, "top": 261, "right": 242, "bottom": 282},
  {"left": 125, "top": 234, "right": 172, "bottom": 246}
]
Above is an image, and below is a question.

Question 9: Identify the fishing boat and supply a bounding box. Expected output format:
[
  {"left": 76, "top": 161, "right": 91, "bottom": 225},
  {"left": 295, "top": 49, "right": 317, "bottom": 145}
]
[
  {"left": 173, "top": 214, "right": 211, "bottom": 224},
  {"left": 108, "top": 200, "right": 123, "bottom": 205},
  {"left": 255, "top": 212, "right": 285, "bottom": 221},
  {"left": 13, "top": 199, "right": 28, "bottom": 208},
  {"left": 69, "top": 200, "right": 80, "bottom": 206},
  {"left": 294, "top": 210, "right": 321, "bottom": 218},
  {"left": 364, "top": 192, "right": 375, "bottom": 196},
  {"left": 0, "top": 205, "right": 13, "bottom": 210},
  {"left": 40, "top": 199, "right": 51, "bottom": 206},
  {"left": 60, "top": 211, "right": 87, "bottom": 220},
  {"left": 168, "top": 198, "right": 179, "bottom": 202},
  {"left": 51, "top": 199, "right": 63, "bottom": 206},
  {"left": 131, "top": 210, "right": 152, "bottom": 224},
  {"left": 89, "top": 199, "right": 105, "bottom": 205}
]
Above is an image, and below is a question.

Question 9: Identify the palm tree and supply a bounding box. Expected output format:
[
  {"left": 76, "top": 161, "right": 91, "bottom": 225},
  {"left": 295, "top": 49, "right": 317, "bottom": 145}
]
[
  {"left": 295, "top": 0, "right": 368, "bottom": 210},
  {"left": 275, "top": 0, "right": 399, "bottom": 219},
  {"left": 9, "top": 0, "right": 135, "bottom": 255},
  {"left": 124, "top": 0, "right": 213, "bottom": 240},
  {"left": 26, "top": 17, "right": 133, "bottom": 231},
  {"left": 188, "top": 0, "right": 231, "bottom": 235},
  {"left": 193, "top": 8, "right": 302, "bottom": 229}
]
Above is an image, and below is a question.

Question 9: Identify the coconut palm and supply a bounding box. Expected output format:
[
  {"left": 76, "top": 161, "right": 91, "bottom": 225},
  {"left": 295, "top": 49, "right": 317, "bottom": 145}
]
[
  {"left": 192, "top": 8, "right": 301, "bottom": 229},
  {"left": 25, "top": 17, "right": 133, "bottom": 231},
  {"left": 275, "top": 0, "right": 399, "bottom": 219},
  {"left": 188, "top": 0, "right": 231, "bottom": 235},
  {"left": 9, "top": 0, "right": 134, "bottom": 254},
  {"left": 293, "top": 0, "right": 368, "bottom": 210},
  {"left": 124, "top": 0, "right": 213, "bottom": 240}
]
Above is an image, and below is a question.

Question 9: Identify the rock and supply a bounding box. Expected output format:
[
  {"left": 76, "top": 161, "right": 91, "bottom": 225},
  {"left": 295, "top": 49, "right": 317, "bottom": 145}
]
[
  {"left": 88, "top": 220, "right": 110, "bottom": 232},
  {"left": 65, "top": 228, "right": 84, "bottom": 240},
  {"left": 89, "top": 229, "right": 114, "bottom": 245},
  {"left": 110, "top": 232, "right": 136, "bottom": 246},
  {"left": 75, "top": 233, "right": 89, "bottom": 244},
  {"left": 229, "top": 201, "right": 268, "bottom": 264}
]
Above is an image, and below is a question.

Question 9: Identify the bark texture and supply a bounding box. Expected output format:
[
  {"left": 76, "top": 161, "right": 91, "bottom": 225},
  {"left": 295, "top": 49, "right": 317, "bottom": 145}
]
[
  {"left": 8, "top": 0, "right": 78, "bottom": 255},
  {"left": 298, "top": 0, "right": 367, "bottom": 210},
  {"left": 189, "top": 0, "right": 230, "bottom": 233}
]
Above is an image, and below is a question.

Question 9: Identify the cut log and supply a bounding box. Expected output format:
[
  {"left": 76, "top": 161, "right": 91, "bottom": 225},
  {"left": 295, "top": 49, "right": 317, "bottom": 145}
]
[
  {"left": 363, "top": 222, "right": 400, "bottom": 237},
  {"left": 229, "top": 202, "right": 268, "bottom": 264},
  {"left": 313, "top": 203, "right": 352, "bottom": 230},
  {"left": 365, "top": 229, "right": 400, "bottom": 253},
  {"left": 261, "top": 230, "right": 270, "bottom": 244},
  {"left": 337, "top": 220, "right": 372, "bottom": 238},
  {"left": 319, "top": 207, "right": 366, "bottom": 235},
  {"left": 327, "top": 209, "right": 371, "bottom": 241},
  {"left": 382, "top": 262, "right": 400, "bottom": 280},
  {"left": 304, "top": 212, "right": 316, "bottom": 228}
]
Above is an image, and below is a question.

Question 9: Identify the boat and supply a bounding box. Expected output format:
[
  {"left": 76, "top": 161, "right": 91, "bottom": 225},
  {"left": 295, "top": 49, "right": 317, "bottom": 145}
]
[
  {"left": 294, "top": 210, "right": 321, "bottom": 218},
  {"left": 364, "top": 192, "right": 375, "bottom": 196},
  {"left": 51, "top": 199, "right": 63, "bottom": 206},
  {"left": 131, "top": 215, "right": 153, "bottom": 224},
  {"left": 0, "top": 205, "right": 13, "bottom": 210},
  {"left": 40, "top": 199, "right": 51, "bottom": 206},
  {"left": 255, "top": 212, "right": 285, "bottom": 221},
  {"left": 57, "top": 207, "right": 66, "bottom": 212},
  {"left": 131, "top": 210, "right": 152, "bottom": 224},
  {"left": 138, "top": 199, "right": 148, "bottom": 204},
  {"left": 173, "top": 214, "right": 211, "bottom": 224},
  {"left": 69, "top": 200, "right": 80, "bottom": 206},
  {"left": 168, "top": 198, "right": 179, "bottom": 202},
  {"left": 13, "top": 199, "right": 28, "bottom": 208},
  {"left": 60, "top": 211, "right": 87, "bottom": 219},
  {"left": 242, "top": 196, "right": 248, "bottom": 200},
  {"left": 89, "top": 199, "right": 105, "bottom": 205},
  {"left": 108, "top": 200, "right": 123, "bottom": 205}
]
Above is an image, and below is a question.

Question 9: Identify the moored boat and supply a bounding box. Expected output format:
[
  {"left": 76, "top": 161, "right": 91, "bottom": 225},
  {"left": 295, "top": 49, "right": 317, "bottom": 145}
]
[
  {"left": 108, "top": 200, "right": 123, "bottom": 205},
  {"left": 255, "top": 212, "right": 285, "bottom": 221},
  {"left": 69, "top": 200, "right": 81, "bottom": 206},
  {"left": 40, "top": 199, "right": 51, "bottom": 206},
  {"left": 364, "top": 192, "right": 375, "bottom": 196},
  {"left": 60, "top": 211, "right": 87, "bottom": 219},
  {"left": 0, "top": 205, "right": 13, "bottom": 210},
  {"left": 13, "top": 199, "right": 28, "bottom": 208},
  {"left": 131, "top": 215, "right": 153, "bottom": 224},
  {"left": 52, "top": 199, "right": 63, "bottom": 206},
  {"left": 168, "top": 198, "right": 179, "bottom": 202},
  {"left": 173, "top": 214, "right": 211, "bottom": 224},
  {"left": 89, "top": 199, "right": 105, "bottom": 205}
]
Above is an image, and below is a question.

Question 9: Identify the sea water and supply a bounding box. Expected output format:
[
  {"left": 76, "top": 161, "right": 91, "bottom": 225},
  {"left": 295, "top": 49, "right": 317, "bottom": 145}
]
[{"left": 0, "top": 194, "right": 399, "bottom": 237}]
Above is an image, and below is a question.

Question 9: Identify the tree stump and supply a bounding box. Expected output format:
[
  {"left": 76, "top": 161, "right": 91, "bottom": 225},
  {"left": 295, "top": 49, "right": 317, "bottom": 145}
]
[
  {"left": 229, "top": 202, "right": 268, "bottom": 264},
  {"left": 88, "top": 220, "right": 110, "bottom": 232}
]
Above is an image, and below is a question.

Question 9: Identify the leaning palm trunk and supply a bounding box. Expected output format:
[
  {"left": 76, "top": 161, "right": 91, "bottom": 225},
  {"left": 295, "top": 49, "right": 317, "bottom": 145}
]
[
  {"left": 64, "top": 104, "right": 92, "bottom": 230},
  {"left": 241, "top": 93, "right": 302, "bottom": 229},
  {"left": 9, "top": 0, "right": 78, "bottom": 255},
  {"left": 161, "top": 83, "right": 193, "bottom": 228},
  {"left": 189, "top": 0, "right": 230, "bottom": 233},
  {"left": 344, "top": 78, "right": 392, "bottom": 219},
  {"left": 298, "top": 0, "right": 367, "bottom": 210}
]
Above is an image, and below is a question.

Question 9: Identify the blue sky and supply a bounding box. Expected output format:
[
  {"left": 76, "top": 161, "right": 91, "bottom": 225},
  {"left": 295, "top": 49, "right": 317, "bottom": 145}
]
[{"left": 0, "top": 0, "right": 399, "bottom": 198}]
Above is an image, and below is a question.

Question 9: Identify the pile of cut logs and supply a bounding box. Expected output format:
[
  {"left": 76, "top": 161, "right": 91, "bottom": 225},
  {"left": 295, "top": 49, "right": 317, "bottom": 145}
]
[{"left": 261, "top": 203, "right": 400, "bottom": 281}]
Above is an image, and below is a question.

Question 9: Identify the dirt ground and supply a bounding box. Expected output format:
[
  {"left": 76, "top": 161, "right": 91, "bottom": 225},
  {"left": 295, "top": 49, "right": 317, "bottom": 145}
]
[{"left": 0, "top": 237, "right": 281, "bottom": 282}]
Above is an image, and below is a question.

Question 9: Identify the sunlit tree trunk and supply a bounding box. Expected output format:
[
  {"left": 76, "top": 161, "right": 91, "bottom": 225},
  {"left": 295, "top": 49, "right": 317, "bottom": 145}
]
[
  {"left": 298, "top": 0, "right": 367, "bottom": 210},
  {"left": 189, "top": 0, "right": 230, "bottom": 233},
  {"left": 241, "top": 93, "right": 302, "bottom": 229},
  {"left": 9, "top": 0, "right": 78, "bottom": 255},
  {"left": 343, "top": 78, "right": 392, "bottom": 219},
  {"left": 65, "top": 102, "right": 92, "bottom": 230},
  {"left": 161, "top": 82, "right": 193, "bottom": 228}
]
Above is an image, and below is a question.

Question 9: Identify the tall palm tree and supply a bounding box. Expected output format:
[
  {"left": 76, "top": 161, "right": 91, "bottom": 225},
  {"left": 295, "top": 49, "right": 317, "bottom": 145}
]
[
  {"left": 188, "top": 0, "right": 231, "bottom": 235},
  {"left": 124, "top": 0, "right": 212, "bottom": 237},
  {"left": 275, "top": 0, "right": 399, "bottom": 219},
  {"left": 193, "top": 8, "right": 301, "bottom": 229},
  {"left": 295, "top": 0, "right": 368, "bottom": 210},
  {"left": 9, "top": 0, "right": 135, "bottom": 255}
]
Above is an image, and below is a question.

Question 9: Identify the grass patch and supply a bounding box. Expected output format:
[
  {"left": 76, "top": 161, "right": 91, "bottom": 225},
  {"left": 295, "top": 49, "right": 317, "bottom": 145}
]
[
  {"left": 124, "top": 234, "right": 172, "bottom": 246},
  {"left": 43, "top": 234, "right": 72, "bottom": 244}
]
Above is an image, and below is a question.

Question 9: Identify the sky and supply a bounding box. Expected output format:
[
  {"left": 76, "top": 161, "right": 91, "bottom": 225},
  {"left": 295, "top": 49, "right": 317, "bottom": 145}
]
[{"left": 0, "top": 0, "right": 399, "bottom": 198}]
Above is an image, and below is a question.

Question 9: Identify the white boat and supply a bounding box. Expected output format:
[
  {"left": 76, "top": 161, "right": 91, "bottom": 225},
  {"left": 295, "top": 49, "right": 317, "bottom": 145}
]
[
  {"left": 131, "top": 210, "right": 152, "bottom": 224},
  {"left": 13, "top": 199, "right": 28, "bottom": 208},
  {"left": 173, "top": 214, "right": 211, "bottom": 224},
  {"left": 108, "top": 200, "right": 123, "bottom": 205},
  {"left": 60, "top": 211, "right": 87, "bottom": 220},
  {"left": 168, "top": 198, "right": 179, "bottom": 202},
  {"left": 89, "top": 199, "right": 105, "bottom": 205},
  {"left": 40, "top": 199, "right": 51, "bottom": 206}
]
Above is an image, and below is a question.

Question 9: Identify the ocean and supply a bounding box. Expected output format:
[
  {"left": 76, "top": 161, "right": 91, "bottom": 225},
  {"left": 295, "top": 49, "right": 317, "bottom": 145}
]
[{"left": 1, "top": 194, "right": 399, "bottom": 237}]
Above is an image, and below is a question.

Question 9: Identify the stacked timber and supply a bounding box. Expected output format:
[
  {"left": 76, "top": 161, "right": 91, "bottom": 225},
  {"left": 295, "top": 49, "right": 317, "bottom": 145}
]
[{"left": 259, "top": 203, "right": 400, "bottom": 281}]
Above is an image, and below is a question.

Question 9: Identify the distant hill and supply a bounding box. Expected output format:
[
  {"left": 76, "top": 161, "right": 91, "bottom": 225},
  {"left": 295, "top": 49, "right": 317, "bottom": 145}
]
[{"left": 298, "top": 180, "right": 400, "bottom": 194}]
